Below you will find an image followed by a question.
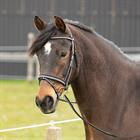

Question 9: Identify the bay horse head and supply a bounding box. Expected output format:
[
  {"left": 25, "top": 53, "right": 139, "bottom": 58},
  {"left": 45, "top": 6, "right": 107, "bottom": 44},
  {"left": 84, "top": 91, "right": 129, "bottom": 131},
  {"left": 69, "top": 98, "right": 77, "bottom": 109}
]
[{"left": 29, "top": 16, "right": 78, "bottom": 114}]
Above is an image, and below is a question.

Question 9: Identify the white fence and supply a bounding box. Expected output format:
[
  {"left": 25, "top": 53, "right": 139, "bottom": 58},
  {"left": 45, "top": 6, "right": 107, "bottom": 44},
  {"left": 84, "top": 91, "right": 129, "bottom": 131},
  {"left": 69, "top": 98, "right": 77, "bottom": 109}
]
[{"left": 0, "top": 118, "right": 81, "bottom": 140}]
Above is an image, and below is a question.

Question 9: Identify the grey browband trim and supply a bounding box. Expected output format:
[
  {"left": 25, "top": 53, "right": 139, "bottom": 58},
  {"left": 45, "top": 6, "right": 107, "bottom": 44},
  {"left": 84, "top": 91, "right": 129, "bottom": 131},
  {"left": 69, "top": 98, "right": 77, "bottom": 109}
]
[{"left": 51, "top": 36, "right": 74, "bottom": 41}]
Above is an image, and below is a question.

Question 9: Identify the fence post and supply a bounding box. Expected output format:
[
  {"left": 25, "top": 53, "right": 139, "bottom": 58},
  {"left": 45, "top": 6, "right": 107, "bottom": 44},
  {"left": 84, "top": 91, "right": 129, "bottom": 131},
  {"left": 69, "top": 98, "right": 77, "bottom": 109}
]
[
  {"left": 46, "top": 125, "right": 61, "bottom": 140},
  {"left": 27, "top": 32, "right": 35, "bottom": 82},
  {"left": 35, "top": 57, "right": 40, "bottom": 79}
]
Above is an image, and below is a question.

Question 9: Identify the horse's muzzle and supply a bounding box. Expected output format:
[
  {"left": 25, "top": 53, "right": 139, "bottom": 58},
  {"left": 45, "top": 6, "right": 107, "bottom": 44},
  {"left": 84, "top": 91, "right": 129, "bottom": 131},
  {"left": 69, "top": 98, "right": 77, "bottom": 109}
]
[
  {"left": 35, "top": 95, "right": 57, "bottom": 114},
  {"left": 35, "top": 80, "right": 65, "bottom": 114}
]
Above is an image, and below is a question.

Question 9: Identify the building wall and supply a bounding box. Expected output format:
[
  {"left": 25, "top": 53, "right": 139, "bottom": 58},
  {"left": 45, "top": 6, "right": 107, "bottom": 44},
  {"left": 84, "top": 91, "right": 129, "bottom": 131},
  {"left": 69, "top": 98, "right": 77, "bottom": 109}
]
[
  {"left": 0, "top": 0, "right": 140, "bottom": 48},
  {"left": 0, "top": 0, "right": 140, "bottom": 79}
]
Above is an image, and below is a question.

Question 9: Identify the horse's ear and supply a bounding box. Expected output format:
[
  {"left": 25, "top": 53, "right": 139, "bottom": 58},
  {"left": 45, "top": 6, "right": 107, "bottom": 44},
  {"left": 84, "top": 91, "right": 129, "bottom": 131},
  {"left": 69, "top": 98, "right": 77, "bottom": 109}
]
[
  {"left": 54, "top": 16, "right": 66, "bottom": 32},
  {"left": 34, "top": 16, "right": 47, "bottom": 31}
]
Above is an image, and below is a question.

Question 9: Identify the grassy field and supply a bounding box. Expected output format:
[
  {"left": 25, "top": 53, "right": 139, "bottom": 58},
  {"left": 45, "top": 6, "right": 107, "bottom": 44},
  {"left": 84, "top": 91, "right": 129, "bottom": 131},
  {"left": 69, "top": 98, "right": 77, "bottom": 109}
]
[{"left": 0, "top": 80, "right": 85, "bottom": 140}]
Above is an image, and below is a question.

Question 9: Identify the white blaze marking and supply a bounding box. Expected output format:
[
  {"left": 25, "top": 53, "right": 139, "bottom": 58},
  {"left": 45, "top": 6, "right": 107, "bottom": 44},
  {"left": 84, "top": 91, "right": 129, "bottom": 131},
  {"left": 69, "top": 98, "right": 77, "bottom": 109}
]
[{"left": 44, "top": 42, "right": 52, "bottom": 55}]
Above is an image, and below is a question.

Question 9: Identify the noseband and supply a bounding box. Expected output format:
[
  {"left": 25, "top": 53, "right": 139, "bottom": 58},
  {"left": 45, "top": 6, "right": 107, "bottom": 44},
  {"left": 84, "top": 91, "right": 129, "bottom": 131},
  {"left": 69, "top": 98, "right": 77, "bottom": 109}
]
[{"left": 38, "top": 30, "right": 76, "bottom": 98}]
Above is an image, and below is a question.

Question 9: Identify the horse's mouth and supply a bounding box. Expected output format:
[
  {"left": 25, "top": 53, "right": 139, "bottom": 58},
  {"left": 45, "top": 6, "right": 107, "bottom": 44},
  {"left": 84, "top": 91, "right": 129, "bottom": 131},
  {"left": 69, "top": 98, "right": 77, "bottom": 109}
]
[
  {"left": 38, "top": 103, "right": 56, "bottom": 114},
  {"left": 40, "top": 108, "right": 56, "bottom": 114}
]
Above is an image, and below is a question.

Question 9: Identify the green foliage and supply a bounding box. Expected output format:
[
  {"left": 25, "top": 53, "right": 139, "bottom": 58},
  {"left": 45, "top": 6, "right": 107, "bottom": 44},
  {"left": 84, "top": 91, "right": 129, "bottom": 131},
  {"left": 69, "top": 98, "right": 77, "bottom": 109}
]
[{"left": 0, "top": 80, "right": 84, "bottom": 140}]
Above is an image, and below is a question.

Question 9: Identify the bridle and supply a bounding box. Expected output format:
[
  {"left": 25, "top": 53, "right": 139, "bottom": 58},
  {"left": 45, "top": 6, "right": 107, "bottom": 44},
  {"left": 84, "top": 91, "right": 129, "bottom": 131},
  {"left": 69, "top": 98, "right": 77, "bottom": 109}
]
[
  {"left": 38, "top": 29, "right": 76, "bottom": 98},
  {"left": 37, "top": 29, "right": 140, "bottom": 139}
]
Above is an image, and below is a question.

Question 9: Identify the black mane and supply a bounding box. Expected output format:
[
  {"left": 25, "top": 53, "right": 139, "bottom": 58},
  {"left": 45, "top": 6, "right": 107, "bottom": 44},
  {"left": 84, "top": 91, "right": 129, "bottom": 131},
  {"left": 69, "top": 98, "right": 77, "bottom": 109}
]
[{"left": 64, "top": 19, "right": 94, "bottom": 34}]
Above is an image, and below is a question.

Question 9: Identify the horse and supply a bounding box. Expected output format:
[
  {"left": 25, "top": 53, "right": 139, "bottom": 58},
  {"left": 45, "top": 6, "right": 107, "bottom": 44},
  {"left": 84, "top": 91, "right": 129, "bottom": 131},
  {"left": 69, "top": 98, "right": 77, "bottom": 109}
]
[{"left": 29, "top": 16, "right": 140, "bottom": 140}]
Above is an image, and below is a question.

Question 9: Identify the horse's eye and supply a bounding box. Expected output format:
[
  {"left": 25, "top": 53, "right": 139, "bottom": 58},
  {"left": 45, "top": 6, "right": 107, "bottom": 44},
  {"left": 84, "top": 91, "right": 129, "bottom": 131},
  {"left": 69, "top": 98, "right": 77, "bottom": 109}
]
[
  {"left": 60, "top": 51, "right": 67, "bottom": 57},
  {"left": 56, "top": 49, "right": 67, "bottom": 57}
]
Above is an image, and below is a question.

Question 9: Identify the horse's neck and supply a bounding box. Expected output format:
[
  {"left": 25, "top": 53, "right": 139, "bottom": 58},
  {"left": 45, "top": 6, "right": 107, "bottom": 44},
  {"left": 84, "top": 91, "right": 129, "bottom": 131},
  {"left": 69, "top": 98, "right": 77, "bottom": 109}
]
[
  {"left": 72, "top": 31, "right": 140, "bottom": 131},
  {"left": 72, "top": 32, "right": 124, "bottom": 110}
]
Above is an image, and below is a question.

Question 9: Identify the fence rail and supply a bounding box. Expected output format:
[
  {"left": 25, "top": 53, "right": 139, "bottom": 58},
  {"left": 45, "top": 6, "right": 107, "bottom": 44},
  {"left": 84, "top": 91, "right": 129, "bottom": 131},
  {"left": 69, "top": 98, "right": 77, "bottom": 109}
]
[
  {"left": 0, "top": 52, "right": 28, "bottom": 62},
  {"left": 0, "top": 118, "right": 81, "bottom": 140},
  {"left": 0, "top": 118, "right": 81, "bottom": 133}
]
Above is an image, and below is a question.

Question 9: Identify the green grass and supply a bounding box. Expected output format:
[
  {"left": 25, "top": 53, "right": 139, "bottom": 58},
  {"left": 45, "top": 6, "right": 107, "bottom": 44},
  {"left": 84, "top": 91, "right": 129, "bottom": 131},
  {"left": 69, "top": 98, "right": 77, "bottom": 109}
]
[{"left": 0, "top": 80, "right": 85, "bottom": 140}]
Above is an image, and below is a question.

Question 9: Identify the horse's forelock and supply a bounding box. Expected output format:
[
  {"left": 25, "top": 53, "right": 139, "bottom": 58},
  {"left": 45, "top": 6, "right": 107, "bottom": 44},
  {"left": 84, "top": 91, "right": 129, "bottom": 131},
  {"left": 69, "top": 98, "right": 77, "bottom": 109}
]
[{"left": 28, "top": 25, "right": 56, "bottom": 56}]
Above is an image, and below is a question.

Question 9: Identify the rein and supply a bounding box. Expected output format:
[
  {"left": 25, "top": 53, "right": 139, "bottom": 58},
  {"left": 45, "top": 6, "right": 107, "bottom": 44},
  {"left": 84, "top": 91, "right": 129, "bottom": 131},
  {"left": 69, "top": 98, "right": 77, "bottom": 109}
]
[
  {"left": 63, "top": 95, "right": 119, "bottom": 138},
  {"left": 63, "top": 95, "right": 140, "bottom": 139}
]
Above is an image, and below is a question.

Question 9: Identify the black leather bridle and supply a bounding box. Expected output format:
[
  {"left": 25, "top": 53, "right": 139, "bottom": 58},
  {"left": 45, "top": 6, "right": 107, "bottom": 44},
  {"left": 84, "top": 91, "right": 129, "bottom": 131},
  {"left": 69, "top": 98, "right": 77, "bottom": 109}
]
[{"left": 38, "top": 32, "right": 76, "bottom": 99}]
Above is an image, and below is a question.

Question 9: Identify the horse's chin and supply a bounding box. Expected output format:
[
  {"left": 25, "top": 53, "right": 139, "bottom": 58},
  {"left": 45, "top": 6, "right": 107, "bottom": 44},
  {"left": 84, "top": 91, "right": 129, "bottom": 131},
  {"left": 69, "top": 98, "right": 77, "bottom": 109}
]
[{"left": 41, "top": 108, "right": 56, "bottom": 114}]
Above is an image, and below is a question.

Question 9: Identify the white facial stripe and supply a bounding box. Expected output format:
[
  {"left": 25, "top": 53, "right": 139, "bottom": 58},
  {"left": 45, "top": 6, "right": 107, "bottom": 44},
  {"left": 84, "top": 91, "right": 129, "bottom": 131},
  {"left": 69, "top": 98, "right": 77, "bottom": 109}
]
[{"left": 44, "top": 42, "right": 52, "bottom": 55}]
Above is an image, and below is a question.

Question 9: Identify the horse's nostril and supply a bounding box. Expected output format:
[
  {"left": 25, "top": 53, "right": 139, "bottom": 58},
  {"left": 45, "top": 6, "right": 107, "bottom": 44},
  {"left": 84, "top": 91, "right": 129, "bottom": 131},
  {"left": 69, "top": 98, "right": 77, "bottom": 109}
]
[
  {"left": 43, "top": 96, "right": 54, "bottom": 108},
  {"left": 35, "top": 96, "right": 54, "bottom": 111}
]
